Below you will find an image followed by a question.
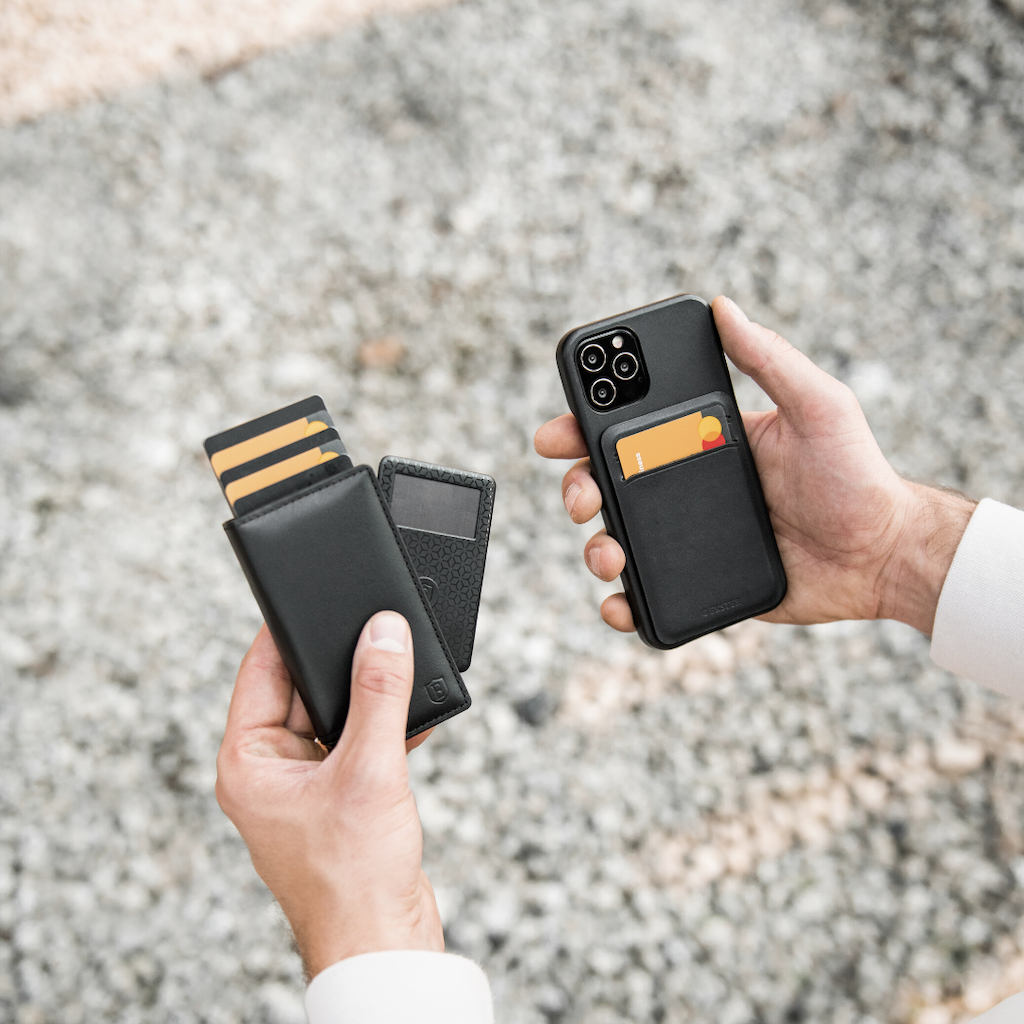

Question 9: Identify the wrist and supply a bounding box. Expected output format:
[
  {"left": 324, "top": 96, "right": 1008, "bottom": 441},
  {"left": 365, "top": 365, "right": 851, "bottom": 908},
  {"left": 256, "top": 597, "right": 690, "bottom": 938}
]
[
  {"left": 298, "top": 925, "right": 444, "bottom": 980},
  {"left": 289, "top": 885, "right": 445, "bottom": 980},
  {"left": 876, "top": 481, "right": 976, "bottom": 635}
]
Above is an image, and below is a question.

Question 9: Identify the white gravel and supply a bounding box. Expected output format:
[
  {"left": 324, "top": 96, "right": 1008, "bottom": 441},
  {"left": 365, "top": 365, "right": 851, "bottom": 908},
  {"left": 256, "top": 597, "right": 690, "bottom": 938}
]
[{"left": 2, "top": 1, "right": 1024, "bottom": 1022}]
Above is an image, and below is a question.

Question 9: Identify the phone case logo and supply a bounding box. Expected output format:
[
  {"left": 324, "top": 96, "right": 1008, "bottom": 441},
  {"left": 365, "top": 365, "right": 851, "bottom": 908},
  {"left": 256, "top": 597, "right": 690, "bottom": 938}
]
[{"left": 701, "top": 598, "right": 742, "bottom": 618}]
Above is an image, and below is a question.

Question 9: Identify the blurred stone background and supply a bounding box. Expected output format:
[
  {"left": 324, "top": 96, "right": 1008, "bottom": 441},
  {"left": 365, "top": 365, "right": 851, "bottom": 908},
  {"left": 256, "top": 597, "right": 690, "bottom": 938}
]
[{"left": 2, "top": 1, "right": 1024, "bottom": 1022}]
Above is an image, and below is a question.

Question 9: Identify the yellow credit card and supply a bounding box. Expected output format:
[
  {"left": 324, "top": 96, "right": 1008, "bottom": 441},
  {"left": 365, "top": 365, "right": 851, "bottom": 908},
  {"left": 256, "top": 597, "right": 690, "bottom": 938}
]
[
  {"left": 225, "top": 448, "right": 340, "bottom": 506},
  {"left": 211, "top": 416, "right": 330, "bottom": 477},
  {"left": 204, "top": 396, "right": 335, "bottom": 478},
  {"left": 616, "top": 408, "right": 727, "bottom": 480}
]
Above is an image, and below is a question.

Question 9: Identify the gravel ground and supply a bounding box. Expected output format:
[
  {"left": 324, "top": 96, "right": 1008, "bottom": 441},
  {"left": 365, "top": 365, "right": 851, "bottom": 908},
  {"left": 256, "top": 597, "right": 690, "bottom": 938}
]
[
  {"left": 0, "top": 0, "right": 446, "bottom": 127},
  {"left": 2, "top": 1, "right": 1024, "bottom": 1022}
]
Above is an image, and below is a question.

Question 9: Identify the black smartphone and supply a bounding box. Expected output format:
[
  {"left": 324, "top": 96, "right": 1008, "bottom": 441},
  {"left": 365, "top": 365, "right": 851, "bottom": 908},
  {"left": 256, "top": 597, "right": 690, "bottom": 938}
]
[{"left": 555, "top": 293, "right": 786, "bottom": 649}]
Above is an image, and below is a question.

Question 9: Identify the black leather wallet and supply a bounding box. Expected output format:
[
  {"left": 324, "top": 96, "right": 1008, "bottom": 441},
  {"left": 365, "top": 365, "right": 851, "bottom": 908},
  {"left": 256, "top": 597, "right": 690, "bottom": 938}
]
[{"left": 224, "top": 464, "right": 470, "bottom": 746}]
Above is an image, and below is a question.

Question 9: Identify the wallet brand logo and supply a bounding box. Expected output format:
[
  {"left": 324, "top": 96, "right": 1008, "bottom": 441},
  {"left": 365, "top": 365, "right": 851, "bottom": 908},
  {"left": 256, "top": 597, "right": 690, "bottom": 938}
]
[
  {"left": 419, "top": 576, "right": 439, "bottom": 606},
  {"left": 426, "top": 677, "right": 449, "bottom": 704}
]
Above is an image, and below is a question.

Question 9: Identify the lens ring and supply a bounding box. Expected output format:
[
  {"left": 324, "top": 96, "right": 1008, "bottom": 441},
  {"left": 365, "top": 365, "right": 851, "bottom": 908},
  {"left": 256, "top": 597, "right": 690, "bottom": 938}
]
[
  {"left": 590, "top": 378, "right": 617, "bottom": 408},
  {"left": 580, "top": 343, "right": 607, "bottom": 373},
  {"left": 612, "top": 352, "right": 638, "bottom": 381}
]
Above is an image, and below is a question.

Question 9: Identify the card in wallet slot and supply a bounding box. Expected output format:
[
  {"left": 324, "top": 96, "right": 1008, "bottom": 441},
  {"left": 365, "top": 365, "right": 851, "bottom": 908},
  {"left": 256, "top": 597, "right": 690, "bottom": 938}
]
[
  {"left": 225, "top": 465, "right": 470, "bottom": 746},
  {"left": 378, "top": 457, "right": 495, "bottom": 672},
  {"left": 204, "top": 396, "right": 334, "bottom": 478},
  {"left": 220, "top": 429, "right": 347, "bottom": 486},
  {"left": 232, "top": 457, "right": 352, "bottom": 517},
  {"left": 221, "top": 430, "right": 351, "bottom": 509}
]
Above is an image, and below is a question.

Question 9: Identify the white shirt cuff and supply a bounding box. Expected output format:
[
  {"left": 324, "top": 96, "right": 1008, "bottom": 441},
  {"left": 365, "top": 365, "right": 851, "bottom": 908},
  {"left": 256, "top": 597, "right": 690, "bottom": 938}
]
[
  {"left": 931, "top": 498, "right": 1024, "bottom": 696},
  {"left": 970, "top": 991, "right": 1024, "bottom": 1023},
  {"left": 305, "top": 950, "right": 493, "bottom": 1024}
]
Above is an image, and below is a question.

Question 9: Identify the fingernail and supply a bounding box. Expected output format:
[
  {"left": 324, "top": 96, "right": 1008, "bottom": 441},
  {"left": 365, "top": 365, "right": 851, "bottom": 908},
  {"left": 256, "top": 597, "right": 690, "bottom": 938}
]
[
  {"left": 564, "top": 482, "right": 583, "bottom": 521},
  {"left": 370, "top": 612, "right": 410, "bottom": 653},
  {"left": 724, "top": 296, "right": 749, "bottom": 321},
  {"left": 585, "top": 546, "right": 602, "bottom": 576}
]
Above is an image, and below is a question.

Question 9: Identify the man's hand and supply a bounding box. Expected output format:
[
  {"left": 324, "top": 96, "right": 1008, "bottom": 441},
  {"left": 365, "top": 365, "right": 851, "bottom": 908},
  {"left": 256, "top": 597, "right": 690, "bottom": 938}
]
[
  {"left": 535, "top": 295, "right": 976, "bottom": 636},
  {"left": 216, "top": 613, "right": 442, "bottom": 979}
]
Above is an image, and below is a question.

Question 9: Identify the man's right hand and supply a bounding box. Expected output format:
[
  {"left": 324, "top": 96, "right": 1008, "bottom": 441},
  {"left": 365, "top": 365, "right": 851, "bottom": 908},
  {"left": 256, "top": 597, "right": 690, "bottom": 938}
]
[
  {"left": 534, "top": 296, "right": 976, "bottom": 636},
  {"left": 215, "top": 612, "right": 442, "bottom": 980}
]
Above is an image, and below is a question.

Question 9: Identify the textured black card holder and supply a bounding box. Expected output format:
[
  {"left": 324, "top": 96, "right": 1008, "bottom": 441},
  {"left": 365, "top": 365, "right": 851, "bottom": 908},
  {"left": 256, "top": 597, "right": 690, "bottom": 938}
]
[
  {"left": 377, "top": 458, "right": 495, "bottom": 673},
  {"left": 600, "top": 392, "right": 785, "bottom": 648},
  {"left": 224, "top": 464, "right": 470, "bottom": 746}
]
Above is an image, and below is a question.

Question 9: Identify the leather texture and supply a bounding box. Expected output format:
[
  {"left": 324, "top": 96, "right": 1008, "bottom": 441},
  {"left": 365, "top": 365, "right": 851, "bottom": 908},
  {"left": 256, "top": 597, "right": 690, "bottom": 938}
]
[
  {"left": 224, "top": 464, "right": 470, "bottom": 746},
  {"left": 603, "top": 410, "right": 780, "bottom": 646},
  {"left": 378, "top": 458, "right": 495, "bottom": 672},
  {"left": 556, "top": 295, "right": 786, "bottom": 649}
]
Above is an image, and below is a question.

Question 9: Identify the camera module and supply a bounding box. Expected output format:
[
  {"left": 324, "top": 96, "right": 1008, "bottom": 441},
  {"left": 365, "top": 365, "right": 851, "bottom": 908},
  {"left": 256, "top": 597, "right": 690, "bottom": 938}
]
[
  {"left": 612, "top": 352, "right": 638, "bottom": 380},
  {"left": 590, "top": 378, "right": 617, "bottom": 407},
  {"left": 580, "top": 343, "right": 606, "bottom": 372},
  {"left": 576, "top": 327, "right": 647, "bottom": 412}
]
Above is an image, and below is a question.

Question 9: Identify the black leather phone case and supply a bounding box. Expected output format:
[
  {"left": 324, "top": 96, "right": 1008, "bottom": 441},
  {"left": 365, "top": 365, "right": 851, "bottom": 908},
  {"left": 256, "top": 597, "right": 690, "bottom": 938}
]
[
  {"left": 556, "top": 294, "right": 786, "bottom": 649},
  {"left": 224, "top": 464, "right": 470, "bottom": 746},
  {"left": 377, "top": 458, "right": 495, "bottom": 673}
]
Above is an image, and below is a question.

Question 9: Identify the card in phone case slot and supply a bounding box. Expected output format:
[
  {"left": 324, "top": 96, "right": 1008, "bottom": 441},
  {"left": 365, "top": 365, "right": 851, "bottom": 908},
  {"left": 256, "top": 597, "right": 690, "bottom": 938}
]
[{"left": 615, "top": 402, "right": 732, "bottom": 480}]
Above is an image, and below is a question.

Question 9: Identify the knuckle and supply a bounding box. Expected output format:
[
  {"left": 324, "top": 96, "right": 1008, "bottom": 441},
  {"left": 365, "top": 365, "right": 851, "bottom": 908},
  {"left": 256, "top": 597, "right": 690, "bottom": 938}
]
[
  {"left": 356, "top": 662, "right": 411, "bottom": 700},
  {"left": 833, "top": 379, "right": 859, "bottom": 405},
  {"left": 350, "top": 756, "right": 409, "bottom": 796},
  {"left": 214, "top": 745, "right": 247, "bottom": 817},
  {"left": 565, "top": 458, "right": 591, "bottom": 478},
  {"left": 760, "top": 329, "right": 791, "bottom": 367},
  {"left": 214, "top": 772, "right": 237, "bottom": 818}
]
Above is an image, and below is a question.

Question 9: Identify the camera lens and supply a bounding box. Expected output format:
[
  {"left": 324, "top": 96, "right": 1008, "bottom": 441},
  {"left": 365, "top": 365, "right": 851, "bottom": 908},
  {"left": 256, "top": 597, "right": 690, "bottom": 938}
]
[
  {"left": 612, "top": 352, "right": 638, "bottom": 380},
  {"left": 590, "top": 378, "right": 617, "bottom": 407},
  {"left": 580, "top": 343, "right": 606, "bottom": 373}
]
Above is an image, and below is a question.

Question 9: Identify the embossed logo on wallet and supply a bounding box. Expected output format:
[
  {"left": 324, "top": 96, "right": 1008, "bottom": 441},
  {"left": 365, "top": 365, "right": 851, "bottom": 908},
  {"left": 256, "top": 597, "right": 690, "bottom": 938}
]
[
  {"left": 616, "top": 405, "right": 729, "bottom": 480},
  {"left": 426, "top": 677, "right": 449, "bottom": 703},
  {"left": 419, "top": 576, "right": 440, "bottom": 606}
]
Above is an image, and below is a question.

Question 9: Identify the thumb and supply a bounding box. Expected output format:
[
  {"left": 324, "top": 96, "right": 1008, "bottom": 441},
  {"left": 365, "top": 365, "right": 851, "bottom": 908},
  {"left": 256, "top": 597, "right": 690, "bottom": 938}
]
[
  {"left": 338, "top": 611, "right": 415, "bottom": 765},
  {"left": 712, "top": 295, "right": 841, "bottom": 422}
]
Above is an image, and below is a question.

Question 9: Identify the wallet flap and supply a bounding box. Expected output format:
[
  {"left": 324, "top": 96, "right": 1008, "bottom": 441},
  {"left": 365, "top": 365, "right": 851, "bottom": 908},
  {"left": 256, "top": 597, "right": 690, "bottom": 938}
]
[
  {"left": 225, "top": 464, "right": 469, "bottom": 745},
  {"left": 377, "top": 457, "right": 496, "bottom": 673}
]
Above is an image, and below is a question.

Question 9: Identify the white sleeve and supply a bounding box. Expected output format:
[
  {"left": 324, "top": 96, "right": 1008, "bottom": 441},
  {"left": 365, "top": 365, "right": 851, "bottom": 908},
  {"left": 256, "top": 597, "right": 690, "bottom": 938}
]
[
  {"left": 305, "top": 950, "right": 493, "bottom": 1024},
  {"left": 930, "top": 498, "right": 1024, "bottom": 697},
  {"left": 969, "top": 991, "right": 1024, "bottom": 1022}
]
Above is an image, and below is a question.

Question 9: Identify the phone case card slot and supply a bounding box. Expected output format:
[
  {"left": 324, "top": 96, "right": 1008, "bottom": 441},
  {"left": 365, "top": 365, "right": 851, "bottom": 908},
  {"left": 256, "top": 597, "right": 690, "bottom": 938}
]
[
  {"left": 603, "top": 392, "right": 737, "bottom": 483},
  {"left": 620, "top": 435, "right": 736, "bottom": 483},
  {"left": 611, "top": 445, "right": 782, "bottom": 647}
]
